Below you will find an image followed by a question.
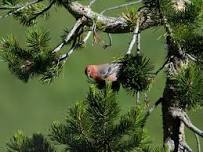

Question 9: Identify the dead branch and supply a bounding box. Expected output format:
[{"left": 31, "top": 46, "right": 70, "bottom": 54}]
[
  {"left": 65, "top": 2, "right": 161, "bottom": 33},
  {"left": 53, "top": 16, "right": 87, "bottom": 53},
  {"left": 59, "top": 30, "right": 92, "bottom": 62},
  {"left": 171, "top": 108, "right": 203, "bottom": 137},
  {"left": 103, "top": 33, "right": 112, "bottom": 49},
  {"left": 127, "top": 17, "right": 140, "bottom": 54}
]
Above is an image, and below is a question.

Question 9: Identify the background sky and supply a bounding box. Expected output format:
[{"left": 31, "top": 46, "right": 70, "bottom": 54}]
[{"left": 0, "top": 0, "right": 202, "bottom": 151}]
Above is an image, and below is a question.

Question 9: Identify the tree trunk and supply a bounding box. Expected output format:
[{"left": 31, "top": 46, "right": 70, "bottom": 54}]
[
  {"left": 161, "top": 41, "right": 191, "bottom": 151},
  {"left": 162, "top": 78, "right": 187, "bottom": 152}
]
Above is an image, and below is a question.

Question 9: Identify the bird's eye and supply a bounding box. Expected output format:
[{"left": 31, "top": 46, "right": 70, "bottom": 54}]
[{"left": 88, "top": 69, "right": 91, "bottom": 73}]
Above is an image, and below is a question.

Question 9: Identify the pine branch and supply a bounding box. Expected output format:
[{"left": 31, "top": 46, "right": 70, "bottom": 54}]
[
  {"left": 7, "top": 131, "right": 55, "bottom": 152},
  {"left": 25, "top": 0, "right": 55, "bottom": 23},
  {"left": 119, "top": 54, "right": 155, "bottom": 94},
  {"left": 0, "top": 0, "right": 43, "bottom": 19},
  {"left": 0, "top": 29, "right": 64, "bottom": 83},
  {"left": 50, "top": 85, "right": 151, "bottom": 151},
  {"left": 65, "top": 1, "right": 161, "bottom": 33}
]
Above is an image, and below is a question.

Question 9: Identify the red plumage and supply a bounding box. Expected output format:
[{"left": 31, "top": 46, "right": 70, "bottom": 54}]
[
  {"left": 85, "top": 63, "right": 122, "bottom": 91},
  {"left": 85, "top": 63, "right": 121, "bottom": 82}
]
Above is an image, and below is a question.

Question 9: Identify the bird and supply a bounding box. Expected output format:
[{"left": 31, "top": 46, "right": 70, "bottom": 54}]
[{"left": 85, "top": 63, "right": 122, "bottom": 91}]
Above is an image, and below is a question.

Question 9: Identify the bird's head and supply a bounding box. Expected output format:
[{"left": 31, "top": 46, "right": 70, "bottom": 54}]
[{"left": 85, "top": 65, "right": 98, "bottom": 80}]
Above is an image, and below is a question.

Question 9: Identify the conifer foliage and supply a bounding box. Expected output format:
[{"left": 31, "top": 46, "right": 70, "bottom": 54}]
[
  {"left": 7, "top": 86, "right": 159, "bottom": 152},
  {"left": 1, "top": 0, "right": 203, "bottom": 151},
  {"left": 7, "top": 131, "right": 55, "bottom": 152},
  {"left": 0, "top": 29, "right": 63, "bottom": 83},
  {"left": 171, "top": 63, "right": 203, "bottom": 109},
  {"left": 119, "top": 54, "right": 154, "bottom": 95},
  {"left": 50, "top": 85, "right": 150, "bottom": 152}
]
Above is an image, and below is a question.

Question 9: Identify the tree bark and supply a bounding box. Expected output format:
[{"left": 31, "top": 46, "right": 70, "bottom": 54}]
[
  {"left": 161, "top": 44, "right": 191, "bottom": 151},
  {"left": 63, "top": 2, "right": 161, "bottom": 33},
  {"left": 162, "top": 79, "right": 189, "bottom": 152}
]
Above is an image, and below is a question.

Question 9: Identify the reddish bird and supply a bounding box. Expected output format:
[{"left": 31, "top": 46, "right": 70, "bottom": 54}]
[
  {"left": 85, "top": 63, "right": 121, "bottom": 81},
  {"left": 85, "top": 63, "right": 122, "bottom": 91}
]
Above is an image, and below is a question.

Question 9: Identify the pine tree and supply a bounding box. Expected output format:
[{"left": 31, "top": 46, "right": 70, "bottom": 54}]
[
  {"left": 51, "top": 85, "right": 152, "bottom": 152},
  {"left": 6, "top": 85, "right": 161, "bottom": 152},
  {"left": 0, "top": 0, "right": 203, "bottom": 152}
]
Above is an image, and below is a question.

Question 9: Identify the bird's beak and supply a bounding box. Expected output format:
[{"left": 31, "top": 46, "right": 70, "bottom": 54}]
[
  {"left": 86, "top": 73, "right": 95, "bottom": 83},
  {"left": 87, "top": 74, "right": 93, "bottom": 81}
]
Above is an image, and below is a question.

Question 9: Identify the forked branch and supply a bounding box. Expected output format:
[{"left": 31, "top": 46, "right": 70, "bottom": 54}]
[
  {"left": 65, "top": 2, "right": 161, "bottom": 33},
  {"left": 53, "top": 16, "right": 87, "bottom": 53},
  {"left": 172, "top": 108, "right": 203, "bottom": 137},
  {"left": 59, "top": 30, "right": 92, "bottom": 61}
]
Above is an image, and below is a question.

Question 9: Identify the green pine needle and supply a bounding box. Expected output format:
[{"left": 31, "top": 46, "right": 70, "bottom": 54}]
[
  {"left": 172, "top": 63, "right": 203, "bottom": 109},
  {"left": 0, "top": 29, "right": 64, "bottom": 83},
  {"left": 2, "top": 0, "right": 23, "bottom": 6},
  {"left": 7, "top": 131, "right": 55, "bottom": 152},
  {"left": 26, "top": 28, "right": 50, "bottom": 52},
  {"left": 13, "top": 3, "right": 47, "bottom": 26},
  {"left": 118, "top": 54, "right": 155, "bottom": 95},
  {"left": 50, "top": 85, "right": 150, "bottom": 152}
]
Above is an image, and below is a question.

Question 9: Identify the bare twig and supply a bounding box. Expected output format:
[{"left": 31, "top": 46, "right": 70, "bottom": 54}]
[
  {"left": 147, "top": 97, "right": 163, "bottom": 115},
  {"left": 0, "top": 0, "right": 42, "bottom": 19},
  {"left": 137, "top": 32, "right": 141, "bottom": 54},
  {"left": 59, "top": 31, "right": 92, "bottom": 62},
  {"left": 195, "top": 133, "right": 201, "bottom": 152},
  {"left": 143, "top": 97, "right": 163, "bottom": 125},
  {"left": 127, "top": 17, "right": 140, "bottom": 54},
  {"left": 88, "top": 0, "right": 97, "bottom": 7},
  {"left": 53, "top": 17, "right": 87, "bottom": 53},
  {"left": 103, "top": 33, "right": 112, "bottom": 49},
  {"left": 101, "top": 0, "right": 142, "bottom": 14},
  {"left": 186, "top": 53, "right": 197, "bottom": 62},
  {"left": 92, "top": 22, "right": 98, "bottom": 46},
  {"left": 83, "top": 31, "right": 92, "bottom": 42},
  {"left": 155, "top": 58, "right": 170, "bottom": 75},
  {"left": 180, "top": 142, "right": 192, "bottom": 152}
]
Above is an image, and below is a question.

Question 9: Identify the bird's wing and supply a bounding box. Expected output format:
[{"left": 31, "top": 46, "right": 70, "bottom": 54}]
[{"left": 99, "top": 63, "right": 122, "bottom": 80}]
